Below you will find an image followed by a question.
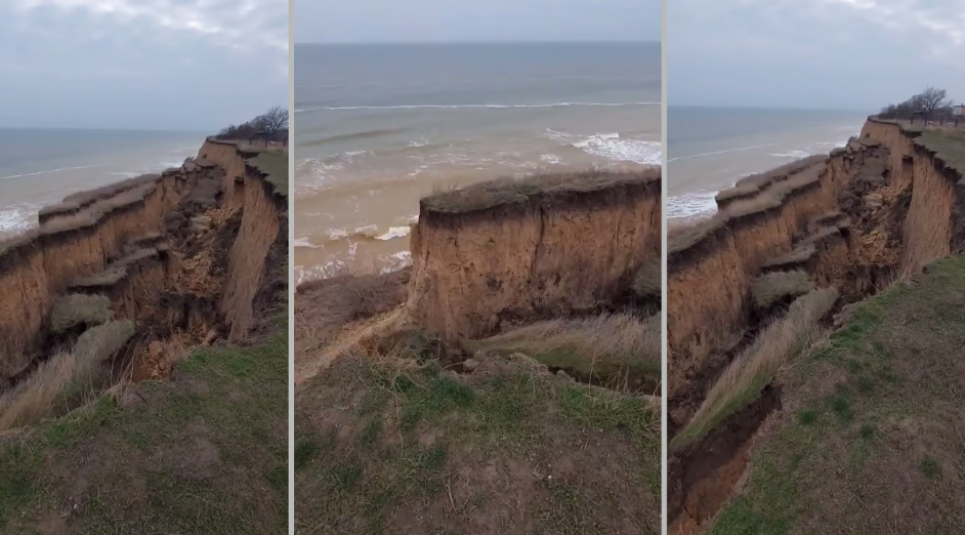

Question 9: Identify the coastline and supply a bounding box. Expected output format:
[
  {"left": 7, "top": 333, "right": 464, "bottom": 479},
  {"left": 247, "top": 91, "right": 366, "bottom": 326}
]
[{"left": 0, "top": 129, "right": 206, "bottom": 237}]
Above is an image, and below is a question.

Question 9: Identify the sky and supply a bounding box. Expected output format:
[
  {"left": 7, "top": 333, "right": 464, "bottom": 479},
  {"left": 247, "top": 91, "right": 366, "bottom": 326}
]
[
  {"left": 0, "top": 0, "right": 288, "bottom": 131},
  {"left": 670, "top": 0, "right": 965, "bottom": 110},
  {"left": 296, "top": 0, "right": 661, "bottom": 44}
]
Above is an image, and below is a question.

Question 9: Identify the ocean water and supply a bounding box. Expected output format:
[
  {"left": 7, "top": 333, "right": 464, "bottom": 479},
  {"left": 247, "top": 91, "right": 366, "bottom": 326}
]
[
  {"left": 667, "top": 107, "right": 870, "bottom": 219},
  {"left": 294, "top": 42, "right": 662, "bottom": 284},
  {"left": 0, "top": 128, "right": 205, "bottom": 237}
]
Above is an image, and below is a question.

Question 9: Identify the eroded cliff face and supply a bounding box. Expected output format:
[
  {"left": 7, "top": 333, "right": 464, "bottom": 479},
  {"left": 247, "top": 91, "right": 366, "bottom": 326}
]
[
  {"left": 0, "top": 139, "right": 287, "bottom": 381},
  {"left": 404, "top": 170, "right": 661, "bottom": 339},
  {"left": 668, "top": 118, "right": 965, "bottom": 532}
]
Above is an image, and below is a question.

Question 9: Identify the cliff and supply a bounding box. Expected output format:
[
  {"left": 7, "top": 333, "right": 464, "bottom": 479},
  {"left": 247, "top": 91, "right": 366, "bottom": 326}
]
[
  {"left": 403, "top": 169, "right": 662, "bottom": 339},
  {"left": 667, "top": 118, "right": 965, "bottom": 532},
  {"left": 0, "top": 139, "right": 287, "bottom": 381}
]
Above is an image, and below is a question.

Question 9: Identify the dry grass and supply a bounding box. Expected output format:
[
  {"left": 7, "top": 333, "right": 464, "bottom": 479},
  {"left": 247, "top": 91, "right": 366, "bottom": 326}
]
[
  {"left": 633, "top": 261, "right": 661, "bottom": 297},
  {"left": 50, "top": 294, "right": 113, "bottom": 333},
  {"left": 421, "top": 168, "right": 660, "bottom": 214},
  {"left": 475, "top": 313, "right": 661, "bottom": 392},
  {"left": 0, "top": 320, "right": 135, "bottom": 432},
  {"left": 673, "top": 288, "right": 839, "bottom": 450},
  {"left": 750, "top": 270, "right": 815, "bottom": 311},
  {"left": 762, "top": 244, "right": 817, "bottom": 270},
  {"left": 295, "top": 267, "right": 410, "bottom": 361}
]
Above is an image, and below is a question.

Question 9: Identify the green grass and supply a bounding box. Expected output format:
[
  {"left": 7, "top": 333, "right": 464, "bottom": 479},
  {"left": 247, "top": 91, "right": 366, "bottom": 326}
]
[
  {"left": 295, "top": 353, "right": 660, "bottom": 535},
  {"left": 0, "top": 329, "right": 288, "bottom": 534},
  {"left": 246, "top": 151, "right": 288, "bottom": 198},
  {"left": 706, "top": 256, "right": 965, "bottom": 534},
  {"left": 915, "top": 129, "right": 965, "bottom": 177}
]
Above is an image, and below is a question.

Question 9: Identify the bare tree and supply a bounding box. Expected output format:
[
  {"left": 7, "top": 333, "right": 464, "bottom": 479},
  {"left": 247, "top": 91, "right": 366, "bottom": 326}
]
[
  {"left": 878, "top": 87, "right": 955, "bottom": 121},
  {"left": 214, "top": 106, "right": 289, "bottom": 142},
  {"left": 254, "top": 106, "right": 289, "bottom": 137},
  {"left": 918, "top": 87, "right": 951, "bottom": 118}
]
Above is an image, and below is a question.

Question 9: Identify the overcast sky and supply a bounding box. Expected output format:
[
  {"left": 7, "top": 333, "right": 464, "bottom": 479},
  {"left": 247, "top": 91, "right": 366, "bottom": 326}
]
[
  {"left": 0, "top": 0, "right": 288, "bottom": 131},
  {"left": 296, "top": 0, "right": 660, "bottom": 44},
  {"left": 670, "top": 0, "right": 965, "bottom": 110}
]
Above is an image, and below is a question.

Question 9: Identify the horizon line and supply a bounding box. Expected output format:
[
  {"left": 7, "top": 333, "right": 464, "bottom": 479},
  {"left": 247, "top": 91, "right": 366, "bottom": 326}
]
[{"left": 295, "top": 39, "right": 659, "bottom": 46}]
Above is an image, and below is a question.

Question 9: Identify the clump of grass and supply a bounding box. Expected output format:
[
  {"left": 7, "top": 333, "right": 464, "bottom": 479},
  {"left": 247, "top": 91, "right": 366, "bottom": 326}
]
[
  {"left": 474, "top": 313, "right": 660, "bottom": 391},
  {"left": 673, "top": 288, "right": 839, "bottom": 450},
  {"left": 751, "top": 270, "right": 815, "bottom": 311},
  {"left": 50, "top": 294, "right": 113, "bottom": 333},
  {"left": 0, "top": 320, "right": 135, "bottom": 431},
  {"left": 633, "top": 261, "right": 661, "bottom": 297}
]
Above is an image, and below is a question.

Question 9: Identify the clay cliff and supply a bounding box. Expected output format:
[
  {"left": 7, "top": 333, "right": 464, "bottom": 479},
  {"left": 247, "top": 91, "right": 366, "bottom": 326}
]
[
  {"left": 403, "top": 169, "right": 662, "bottom": 339},
  {"left": 667, "top": 118, "right": 965, "bottom": 531},
  {"left": 0, "top": 139, "right": 287, "bottom": 382}
]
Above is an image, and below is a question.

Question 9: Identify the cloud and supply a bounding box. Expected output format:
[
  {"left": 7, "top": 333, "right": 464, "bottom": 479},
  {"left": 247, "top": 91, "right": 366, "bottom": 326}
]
[
  {"left": 11, "top": 0, "right": 288, "bottom": 51},
  {"left": 0, "top": 0, "right": 288, "bottom": 130},
  {"left": 669, "top": 0, "right": 965, "bottom": 108}
]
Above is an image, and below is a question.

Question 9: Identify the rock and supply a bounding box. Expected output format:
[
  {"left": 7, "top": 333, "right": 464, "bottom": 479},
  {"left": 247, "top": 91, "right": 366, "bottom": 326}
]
[{"left": 190, "top": 215, "right": 212, "bottom": 233}]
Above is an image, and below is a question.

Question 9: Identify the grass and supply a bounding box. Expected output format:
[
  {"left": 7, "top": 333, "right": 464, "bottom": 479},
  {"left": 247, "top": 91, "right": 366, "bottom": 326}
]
[
  {"left": 673, "top": 288, "right": 839, "bottom": 450},
  {"left": 750, "top": 270, "right": 815, "bottom": 311},
  {"left": 295, "top": 351, "right": 660, "bottom": 535},
  {"left": 0, "top": 320, "right": 135, "bottom": 432},
  {"left": 50, "top": 294, "right": 113, "bottom": 333},
  {"left": 473, "top": 313, "right": 661, "bottom": 393},
  {"left": 707, "top": 256, "right": 965, "bottom": 534},
  {"left": 633, "top": 260, "right": 661, "bottom": 297},
  {"left": 421, "top": 168, "right": 660, "bottom": 214},
  {"left": 0, "top": 326, "right": 288, "bottom": 534},
  {"left": 915, "top": 129, "right": 965, "bottom": 177},
  {"left": 246, "top": 151, "right": 289, "bottom": 198}
]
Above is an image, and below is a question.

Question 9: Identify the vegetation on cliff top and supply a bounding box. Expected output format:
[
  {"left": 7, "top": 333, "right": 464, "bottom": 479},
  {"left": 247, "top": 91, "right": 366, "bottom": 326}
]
[
  {"left": 0, "top": 319, "right": 288, "bottom": 533},
  {"left": 709, "top": 257, "right": 965, "bottom": 534},
  {"left": 421, "top": 168, "right": 660, "bottom": 214},
  {"left": 214, "top": 106, "right": 289, "bottom": 143},
  {"left": 877, "top": 86, "right": 957, "bottom": 121},
  {"left": 295, "top": 351, "right": 659, "bottom": 535}
]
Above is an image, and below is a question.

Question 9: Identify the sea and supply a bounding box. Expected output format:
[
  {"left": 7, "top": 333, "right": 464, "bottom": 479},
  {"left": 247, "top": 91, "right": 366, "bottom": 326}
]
[
  {"left": 0, "top": 128, "right": 205, "bottom": 238},
  {"left": 667, "top": 106, "right": 870, "bottom": 220},
  {"left": 293, "top": 42, "right": 662, "bottom": 284}
]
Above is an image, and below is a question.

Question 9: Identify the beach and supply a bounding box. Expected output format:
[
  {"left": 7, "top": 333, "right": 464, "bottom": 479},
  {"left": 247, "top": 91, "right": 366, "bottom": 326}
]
[
  {"left": 0, "top": 128, "right": 205, "bottom": 238},
  {"left": 667, "top": 106, "right": 869, "bottom": 219},
  {"left": 293, "top": 42, "right": 662, "bottom": 284}
]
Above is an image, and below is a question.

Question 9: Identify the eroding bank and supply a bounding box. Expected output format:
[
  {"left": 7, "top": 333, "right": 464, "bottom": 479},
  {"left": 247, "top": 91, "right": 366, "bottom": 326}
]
[{"left": 667, "top": 119, "right": 965, "bottom": 533}]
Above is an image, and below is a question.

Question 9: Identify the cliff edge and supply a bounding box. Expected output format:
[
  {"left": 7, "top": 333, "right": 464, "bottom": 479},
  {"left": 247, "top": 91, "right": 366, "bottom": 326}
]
[{"left": 667, "top": 118, "right": 965, "bottom": 534}]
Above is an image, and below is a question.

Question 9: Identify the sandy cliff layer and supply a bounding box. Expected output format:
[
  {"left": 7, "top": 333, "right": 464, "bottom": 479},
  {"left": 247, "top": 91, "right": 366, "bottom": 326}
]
[
  {"left": 404, "top": 169, "right": 661, "bottom": 339},
  {"left": 0, "top": 139, "right": 287, "bottom": 380}
]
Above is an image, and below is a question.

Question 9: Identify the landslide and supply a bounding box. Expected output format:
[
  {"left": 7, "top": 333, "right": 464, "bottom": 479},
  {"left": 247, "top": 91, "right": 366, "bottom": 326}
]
[
  {"left": 0, "top": 141, "right": 289, "bottom": 534},
  {"left": 295, "top": 168, "right": 663, "bottom": 535},
  {"left": 668, "top": 120, "right": 965, "bottom": 534}
]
